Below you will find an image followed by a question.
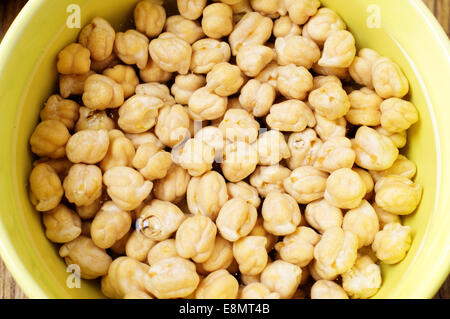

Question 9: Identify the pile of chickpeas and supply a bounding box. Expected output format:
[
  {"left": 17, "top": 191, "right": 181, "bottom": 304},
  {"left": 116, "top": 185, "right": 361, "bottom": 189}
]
[{"left": 27, "top": 0, "right": 423, "bottom": 299}]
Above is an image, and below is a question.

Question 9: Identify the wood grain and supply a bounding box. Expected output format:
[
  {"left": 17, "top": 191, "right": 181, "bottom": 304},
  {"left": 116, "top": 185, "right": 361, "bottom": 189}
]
[{"left": 0, "top": 0, "right": 449, "bottom": 299}]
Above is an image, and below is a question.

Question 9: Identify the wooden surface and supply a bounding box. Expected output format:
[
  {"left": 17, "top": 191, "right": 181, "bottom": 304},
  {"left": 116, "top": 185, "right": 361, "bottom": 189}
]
[{"left": 0, "top": 0, "right": 449, "bottom": 299}]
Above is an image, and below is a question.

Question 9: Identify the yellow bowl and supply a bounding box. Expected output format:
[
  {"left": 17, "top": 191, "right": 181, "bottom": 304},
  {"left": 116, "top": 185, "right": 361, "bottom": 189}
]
[{"left": 0, "top": 0, "right": 449, "bottom": 299}]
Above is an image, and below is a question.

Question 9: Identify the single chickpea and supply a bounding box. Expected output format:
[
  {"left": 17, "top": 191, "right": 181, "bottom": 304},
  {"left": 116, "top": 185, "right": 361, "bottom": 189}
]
[
  {"left": 101, "top": 256, "right": 150, "bottom": 299},
  {"left": 90, "top": 52, "right": 121, "bottom": 73},
  {"left": 240, "top": 282, "right": 281, "bottom": 299},
  {"left": 374, "top": 175, "right": 422, "bottom": 215},
  {"left": 66, "top": 129, "right": 109, "bottom": 164},
  {"left": 229, "top": 12, "right": 273, "bottom": 56},
  {"left": 125, "top": 132, "right": 164, "bottom": 150},
  {"left": 240, "top": 273, "right": 260, "bottom": 286},
  {"left": 103, "top": 65, "right": 139, "bottom": 98},
  {"left": 233, "top": 236, "right": 268, "bottom": 277},
  {"left": 305, "top": 199, "right": 343, "bottom": 234},
  {"left": 147, "top": 239, "right": 179, "bottom": 265},
  {"left": 114, "top": 30, "right": 149, "bottom": 69},
  {"left": 134, "top": 0, "right": 166, "bottom": 38},
  {"left": 195, "top": 269, "right": 239, "bottom": 299},
  {"left": 261, "top": 191, "right": 301, "bottom": 236},
  {"left": 43, "top": 204, "right": 81, "bottom": 243},
  {"left": 90, "top": 201, "right": 132, "bottom": 249},
  {"left": 171, "top": 73, "right": 206, "bottom": 105},
  {"left": 275, "top": 35, "right": 321, "bottom": 69},
  {"left": 302, "top": 8, "right": 346, "bottom": 47},
  {"left": 194, "top": 126, "right": 225, "bottom": 160},
  {"left": 286, "top": 129, "right": 322, "bottom": 170},
  {"left": 132, "top": 143, "right": 172, "bottom": 180},
  {"left": 277, "top": 64, "right": 313, "bottom": 100},
  {"left": 103, "top": 166, "right": 153, "bottom": 211},
  {"left": 76, "top": 197, "right": 102, "bottom": 220},
  {"left": 309, "top": 259, "right": 338, "bottom": 281},
  {"left": 33, "top": 157, "right": 72, "bottom": 181},
  {"left": 249, "top": 165, "right": 291, "bottom": 198},
  {"left": 318, "top": 30, "right": 356, "bottom": 68},
  {"left": 82, "top": 74, "right": 124, "bottom": 110},
  {"left": 380, "top": 98, "right": 419, "bottom": 133},
  {"left": 314, "top": 136, "right": 356, "bottom": 173},
  {"left": 188, "top": 87, "right": 227, "bottom": 121},
  {"left": 239, "top": 79, "right": 275, "bottom": 117},
  {"left": 221, "top": 141, "right": 259, "bottom": 182},
  {"left": 206, "top": 62, "right": 245, "bottom": 97},
  {"left": 59, "top": 71, "right": 95, "bottom": 98},
  {"left": 342, "top": 200, "right": 379, "bottom": 248},
  {"left": 372, "top": 223, "right": 412, "bottom": 264},
  {"left": 153, "top": 164, "right": 191, "bottom": 203},
  {"left": 283, "top": 166, "right": 328, "bottom": 204},
  {"left": 100, "top": 130, "right": 135, "bottom": 171},
  {"left": 135, "top": 83, "right": 175, "bottom": 107},
  {"left": 78, "top": 17, "right": 115, "bottom": 61},
  {"left": 255, "top": 61, "right": 279, "bottom": 88},
  {"left": 313, "top": 75, "right": 342, "bottom": 90},
  {"left": 236, "top": 45, "right": 274, "bottom": 77},
  {"left": 308, "top": 82, "right": 351, "bottom": 121},
  {"left": 139, "top": 59, "right": 173, "bottom": 83},
  {"left": 369, "top": 154, "right": 417, "bottom": 183},
  {"left": 314, "top": 112, "right": 347, "bottom": 141},
  {"left": 256, "top": 130, "right": 290, "bottom": 166},
  {"left": 354, "top": 168, "right": 375, "bottom": 199},
  {"left": 219, "top": 109, "right": 259, "bottom": 144},
  {"left": 349, "top": 48, "right": 381, "bottom": 88},
  {"left": 75, "top": 107, "right": 115, "bottom": 132},
  {"left": 177, "top": 0, "right": 207, "bottom": 20},
  {"left": 346, "top": 87, "right": 382, "bottom": 126},
  {"left": 200, "top": 235, "right": 234, "bottom": 272},
  {"left": 175, "top": 215, "right": 217, "bottom": 263},
  {"left": 266, "top": 99, "right": 316, "bottom": 132},
  {"left": 149, "top": 32, "right": 192, "bottom": 75},
  {"left": 29, "top": 120, "right": 70, "bottom": 159},
  {"left": 249, "top": 0, "right": 286, "bottom": 17},
  {"left": 63, "top": 164, "right": 102, "bottom": 207},
  {"left": 310, "top": 280, "right": 349, "bottom": 299},
  {"left": 57, "top": 43, "right": 91, "bottom": 75},
  {"left": 273, "top": 16, "right": 302, "bottom": 38},
  {"left": 190, "top": 38, "right": 231, "bottom": 74},
  {"left": 216, "top": 198, "right": 257, "bottom": 242},
  {"left": 226, "top": 181, "right": 260, "bottom": 209},
  {"left": 175, "top": 138, "right": 215, "bottom": 177},
  {"left": 375, "top": 126, "right": 407, "bottom": 149},
  {"left": 285, "top": 0, "right": 320, "bottom": 25},
  {"left": 117, "top": 95, "right": 163, "bottom": 134},
  {"left": 352, "top": 126, "right": 399, "bottom": 171},
  {"left": 201, "top": 3, "right": 233, "bottom": 39},
  {"left": 125, "top": 230, "right": 156, "bottom": 262},
  {"left": 260, "top": 260, "right": 302, "bottom": 299},
  {"left": 59, "top": 236, "right": 112, "bottom": 279},
  {"left": 165, "top": 15, "right": 204, "bottom": 44},
  {"left": 372, "top": 57, "right": 409, "bottom": 99},
  {"left": 324, "top": 168, "right": 366, "bottom": 209},
  {"left": 249, "top": 217, "right": 278, "bottom": 251},
  {"left": 341, "top": 255, "right": 381, "bottom": 299}
]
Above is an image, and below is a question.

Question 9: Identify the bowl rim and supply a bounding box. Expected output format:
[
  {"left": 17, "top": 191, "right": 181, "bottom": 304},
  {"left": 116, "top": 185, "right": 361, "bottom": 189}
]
[{"left": 0, "top": 0, "right": 449, "bottom": 299}]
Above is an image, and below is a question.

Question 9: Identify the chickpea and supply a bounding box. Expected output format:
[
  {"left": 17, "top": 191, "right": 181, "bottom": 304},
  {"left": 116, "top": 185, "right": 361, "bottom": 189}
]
[
  {"left": 57, "top": 43, "right": 91, "bottom": 75},
  {"left": 132, "top": 143, "right": 172, "bottom": 181},
  {"left": 90, "top": 201, "right": 132, "bottom": 249},
  {"left": 177, "top": 0, "right": 207, "bottom": 20},
  {"left": 59, "top": 71, "right": 95, "bottom": 98},
  {"left": 273, "top": 16, "right": 302, "bottom": 38},
  {"left": 372, "top": 57, "right": 409, "bottom": 99},
  {"left": 353, "top": 126, "right": 399, "bottom": 171},
  {"left": 308, "top": 82, "right": 350, "bottom": 121},
  {"left": 134, "top": 0, "right": 166, "bottom": 38},
  {"left": 221, "top": 141, "right": 258, "bottom": 182},
  {"left": 139, "top": 59, "right": 173, "bottom": 83},
  {"left": 149, "top": 32, "right": 192, "bottom": 75},
  {"left": 313, "top": 75, "right": 342, "bottom": 90},
  {"left": 191, "top": 39, "right": 231, "bottom": 74},
  {"left": 229, "top": 12, "right": 273, "bottom": 56},
  {"left": 372, "top": 202, "right": 401, "bottom": 229},
  {"left": 380, "top": 98, "right": 419, "bottom": 133},
  {"left": 305, "top": 199, "right": 343, "bottom": 234},
  {"left": 260, "top": 260, "right": 302, "bottom": 299},
  {"left": 275, "top": 35, "right": 321, "bottom": 69},
  {"left": 236, "top": 45, "right": 273, "bottom": 77},
  {"left": 102, "top": 65, "right": 138, "bottom": 99},
  {"left": 354, "top": 167, "right": 375, "bottom": 199},
  {"left": 240, "top": 282, "right": 280, "bottom": 299},
  {"left": 114, "top": 30, "right": 149, "bottom": 69},
  {"left": 249, "top": 165, "right": 291, "bottom": 197},
  {"left": 43, "top": 204, "right": 81, "bottom": 243},
  {"left": 175, "top": 215, "right": 217, "bottom": 263},
  {"left": 341, "top": 255, "right": 381, "bottom": 299},
  {"left": 302, "top": 8, "right": 346, "bottom": 47},
  {"left": 255, "top": 130, "right": 290, "bottom": 166},
  {"left": 314, "top": 136, "right": 356, "bottom": 173},
  {"left": 147, "top": 239, "right": 179, "bottom": 265},
  {"left": 285, "top": 0, "right": 320, "bottom": 25},
  {"left": 59, "top": 236, "right": 112, "bottom": 279},
  {"left": 196, "top": 269, "right": 239, "bottom": 299},
  {"left": 283, "top": 166, "right": 328, "bottom": 204},
  {"left": 201, "top": 3, "right": 233, "bottom": 39},
  {"left": 125, "top": 230, "right": 156, "bottom": 262},
  {"left": 175, "top": 138, "right": 215, "bottom": 177},
  {"left": 349, "top": 48, "right": 381, "bottom": 88},
  {"left": 188, "top": 87, "right": 227, "bottom": 121},
  {"left": 375, "top": 126, "right": 407, "bottom": 149},
  {"left": 82, "top": 74, "right": 124, "bottom": 110},
  {"left": 165, "top": 15, "right": 204, "bottom": 45},
  {"left": 277, "top": 64, "right": 313, "bottom": 100},
  {"left": 200, "top": 235, "right": 234, "bottom": 272},
  {"left": 286, "top": 129, "right": 322, "bottom": 170},
  {"left": 372, "top": 223, "right": 411, "bottom": 264},
  {"left": 33, "top": 157, "right": 72, "bottom": 180},
  {"left": 194, "top": 126, "right": 225, "bottom": 160},
  {"left": 63, "top": 164, "right": 102, "bottom": 207},
  {"left": 238, "top": 80, "right": 275, "bottom": 118},
  {"left": 171, "top": 73, "right": 206, "bottom": 105},
  {"left": 76, "top": 197, "right": 102, "bottom": 220},
  {"left": 318, "top": 30, "right": 356, "bottom": 68},
  {"left": 232, "top": 236, "right": 268, "bottom": 276},
  {"left": 314, "top": 112, "right": 347, "bottom": 141},
  {"left": 103, "top": 166, "right": 153, "bottom": 211},
  {"left": 218, "top": 109, "right": 259, "bottom": 144},
  {"left": 266, "top": 100, "right": 316, "bottom": 132},
  {"left": 262, "top": 191, "right": 301, "bottom": 236},
  {"left": 346, "top": 87, "right": 382, "bottom": 126},
  {"left": 255, "top": 61, "right": 279, "bottom": 88},
  {"left": 66, "top": 129, "right": 109, "bottom": 164},
  {"left": 117, "top": 95, "right": 163, "bottom": 134},
  {"left": 276, "top": 227, "right": 321, "bottom": 268},
  {"left": 30, "top": 120, "right": 70, "bottom": 159},
  {"left": 75, "top": 107, "right": 115, "bottom": 132},
  {"left": 126, "top": 132, "right": 164, "bottom": 150},
  {"left": 153, "top": 165, "right": 190, "bottom": 203},
  {"left": 99, "top": 130, "right": 135, "bottom": 171},
  {"left": 216, "top": 198, "right": 257, "bottom": 242},
  {"left": 342, "top": 200, "right": 379, "bottom": 248},
  {"left": 312, "top": 63, "right": 350, "bottom": 80},
  {"left": 206, "top": 62, "right": 245, "bottom": 97},
  {"left": 249, "top": 0, "right": 286, "bottom": 17},
  {"left": 226, "top": 181, "right": 260, "bottom": 209},
  {"left": 249, "top": 217, "right": 278, "bottom": 251},
  {"left": 78, "top": 17, "right": 115, "bottom": 61},
  {"left": 369, "top": 154, "right": 417, "bottom": 183},
  {"left": 324, "top": 168, "right": 366, "bottom": 209},
  {"left": 310, "top": 280, "right": 349, "bottom": 299},
  {"left": 135, "top": 83, "right": 175, "bottom": 108},
  {"left": 240, "top": 273, "right": 260, "bottom": 285}
]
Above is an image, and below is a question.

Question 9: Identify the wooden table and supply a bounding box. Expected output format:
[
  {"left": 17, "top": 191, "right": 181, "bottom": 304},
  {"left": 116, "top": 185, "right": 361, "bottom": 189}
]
[{"left": 0, "top": 0, "right": 449, "bottom": 299}]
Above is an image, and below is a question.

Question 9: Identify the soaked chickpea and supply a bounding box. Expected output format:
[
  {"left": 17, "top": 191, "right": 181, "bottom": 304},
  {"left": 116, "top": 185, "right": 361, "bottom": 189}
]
[
  {"left": 76, "top": 197, "right": 102, "bottom": 220},
  {"left": 349, "top": 48, "right": 380, "bottom": 88},
  {"left": 63, "top": 164, "right": 102, "bottom": 207},
  {"left": 100, "top": 130, "right": 135, "bottom": 171},
  {"left": 239, "top": 79, "right": 275, "bottom": 117},
  {"left": 308, "top": 82, "right": 351, "bottom": 121},
  {"left": 310, "top": 280, "right": 349, "bottom": 299},
  {"left": 125, "top": 230, "right": 156, "bottom": 262},
  {"left": 325, "top": 168, "right": 366, "bottom": 209},
  {"left": 175, "top": 138, "right": 215, "bottom": 177},
  {"left": 57, "top": 43, "right": 90, "bottom": 75},
  {"left": 273, "top": 16, "right": 301, "bottom": 38},
  {"left": 275, "top": 227, "right": 320, "bottom": 268},
  {"left": 75, "top": 107, "right": 115, "bottom": 132},
  {"left": 313, "top": 75, "right": 342, "bottom": 90},
  {"left": 66, "top": 129, "right": 109, "bottom": 164},
  {"left": 165, "top": 15, "right": 204, "bottom": 44},
  {"left": 175, "top": 215, "right": 217, "bottom": 263},
  {"left": 59, "top": 236, "right": 112, "bottom": 279},
  {"left": 372, "top": 202, "right": 401, "bottom": 229},
  {"left": 256, "top": 130, "right": 290, "bottom": 166},
  {"left": 198, "top": 235, "right": 233, "bottom": 273},
  {"left": 233, "top": 236, "right": 268, "bottom": 275},
  {"left": 372, "top": 223, "right": 412, "bottom": 264},
  {"left": 303, "top": 8, "right": 346, "bottom": 47},
  {"left": 191, "top": 39, "right": 231, "bottom": 74},
  {"left": 342, "top": 200, "right": 379, "bottom": 248},
  {"left": 277, "top": 64, "right": 313, "bottom": 100},
  {"left": 345, "top": 87, "right": 382, "bottom": 126},
  {"left": 249, "top": 0, "right": 286, "bottom": 17},
  {"left": 262, "top": 191, "right": 301, "bottom": 236},
  {"left": 206, "top": 62, "right": 245, "bottom": 97},
  {"left": 30, "top": 120, "right": 70, "bottom": 159},
  {"left": 103, "top": 65, "right": 139, "bottom": 98},
  {"left": 275, "top": 35, "right": 321, "bottom": 69},
  {"left": 260, "top": 260, "right": 302, "bottom": 299},
  {"left": 196, "top": 269, "right": 239, "bottom": 299},
  {"left": 147, "top": 239, "right": 179, "bottom": 265},
  {"left": 149, "top": 32, "right": 192, "bottom": 75},
  {"left": 134, "top": 0, "right": 166, "bottom": 38},
  {"left": 78, "top": 17, "right": 115, "bottom": 61},
  {"left": 132, "top": 143, "right": 172, "bottom": 180},
  {"left": 114, "top": 30, "right": 149, "bottom": 69},
  {"left": 369, "top": 154, "right": 417, "bottom": 183},
  {"left": 341, "top": 255, "right": 381, "bottom": 299},
  {"left": 286, "top": 129, "right": 322, "bottom": 170},
  {"left": 372, "top": 57, "right": 409, "bottom": 99},
  {"left": 221, "top": 141, "right": 259, "bottom": 182},
  {"left": 117, "top": 95, "right": 163, "bottom": 134},
  {"left": 103, "top": 166, "right": 153, "bottom": 211},
  {"left": 216, "top": 198, "right": 257, "bottom": 242},
  {"left": 318, "top": 30, "right": 356, "bottom": 68},
  {"left": 229, "top": 12, "right": 273, "bottom": 56},
  {"left": 305, "top": 199, "right": 343, "bottom": 234},
  {"left": 43, "top": 204, "right": 81, "bottom": 243},
  {"left": 312, "top": 63, "right": 350, "bottom": 80},
  {"left": 266, "top": 100, "right": 316, "bottom": 132},
  {"left": 240, "top": 282, "right": 280, "bottom": 299},
  {"left": 139, "top": 59, "right": 173, "bottom": 83},
  {"left": 219, "top": 109, "right": 259, "bottom": 143},
  {"left": 314, "top": 136, "right": 356, "bottom": 173},
  {"left": 135, "top": 83, "right": 175, "bottom": 107},
  {"left": 188, "top": 87, "right": 227, "bottom": 121},
  {"left": 91, "top": 201, "right": 132, "bottom": 249},
  {"left": 153, "top": 165, "right": 190, "bottom": 203},
  {"left": 145, "top": 256, "right": 200, "bottom": 299},
  {"left": 177, "top": 0, "right": 207, "bottom": 20},
  {"left": 375, "top": 126, "right": 407, "bottom": 149},
  {"left": 125, "top": 132, "right": 164, "bottom": 150},
  {"left": 283, "top": 166, "right": 328, "bottom": 204},
  {"left": 380, "top": 98, "right": 419, "bottom": 133},
  {"left": 59, "top": 71, "right": 95, "bottom": 98},
  {"left": 171, "top": 73, "right": 206, "bottom": 105},
  {"left": 285, "top": 0, "right": 320, "bottom": 25},
  {"left": 249, "top": 165, "right": 291, "bottom": 197},
  {"left": 226, "top": 181, "right": 260, "bottom": 208},
  {"left": 202, "top": 3, "right": 234, "bottom": 39},
  {"left": 236, "top": 45, "right": 274, "bottom": 77},
  {"left": 194, "top": 126, "right": 224, "bottom": 158},
  {"left": 314, "top": 112, "right": 347, "bottom": 141},
  {"left": 82, "top": 74, "right": 124, "bottom": 110}
]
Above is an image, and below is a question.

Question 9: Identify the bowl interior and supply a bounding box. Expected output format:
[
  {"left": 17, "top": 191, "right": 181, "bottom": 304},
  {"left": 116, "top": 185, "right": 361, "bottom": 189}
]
[{"left": 0, "top": 0, "right": 449, "bottom": 298}]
